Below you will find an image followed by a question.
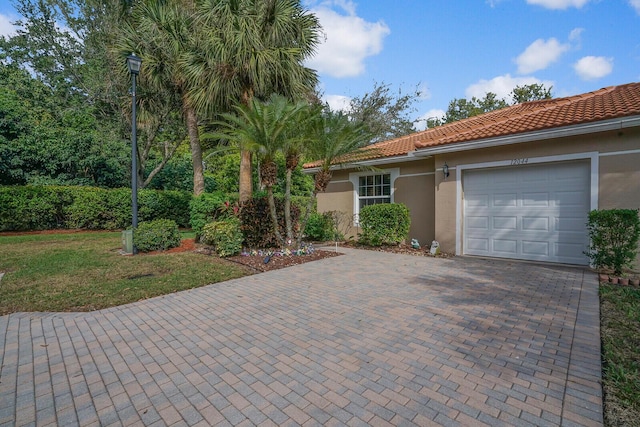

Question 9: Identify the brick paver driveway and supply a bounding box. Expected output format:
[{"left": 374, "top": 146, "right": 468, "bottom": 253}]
[{"left": 0, "top": 248, "right": 602, "bottom": 426}]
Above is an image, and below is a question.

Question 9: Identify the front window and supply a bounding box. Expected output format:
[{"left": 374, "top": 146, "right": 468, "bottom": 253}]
[{"left": 358, "top": 173, "right": 391, "bottom": 209}]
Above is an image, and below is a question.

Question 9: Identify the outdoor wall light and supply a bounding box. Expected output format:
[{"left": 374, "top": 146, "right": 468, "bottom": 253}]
[{"left": 443, "top": 163, "right": 450, "bottom": 179}]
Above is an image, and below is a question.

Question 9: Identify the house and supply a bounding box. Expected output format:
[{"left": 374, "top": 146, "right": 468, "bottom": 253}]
[{"left": 303, "top": 82, "right": 640, "bottom": 266}]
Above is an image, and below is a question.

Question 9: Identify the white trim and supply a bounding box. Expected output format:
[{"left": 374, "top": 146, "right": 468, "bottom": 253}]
[
  {"left": 415, "top": 116, "right": 640, "bottom": 157},
  {"left": 326, "top": 179, "right": 350, "bottom": 184},
  {"left": 599, "top": 148, "right": 640, "bottom": 157},
  {"left": 349, "top": 168, "right": 400, "bottom": 225},
  {"left": 455, "top": 152, "right": 599, "bottom": 256},
  {"left": 397, "top": 172, "right": 435, "bottom": 178}
]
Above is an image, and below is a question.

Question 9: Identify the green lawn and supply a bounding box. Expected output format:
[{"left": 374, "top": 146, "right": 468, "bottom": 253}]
[
  {"left": 0, "top": 231, "right": 252, "bottom": 315},
  {"left": 600, "top": 283, "right": 640, "bottom": 426}
]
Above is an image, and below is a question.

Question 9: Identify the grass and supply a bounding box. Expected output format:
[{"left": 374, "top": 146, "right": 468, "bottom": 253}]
[
  {"left": 0, "top": 231, "right": 252, "bottom": 315},
  {"left": 600, "top": 283, "right": 640, "bottom": 427}
]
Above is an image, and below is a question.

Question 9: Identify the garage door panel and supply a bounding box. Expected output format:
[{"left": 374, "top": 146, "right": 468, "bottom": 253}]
[
  {"left": 493, "top": 216, "right": 517, "bottom": 230},
  {"left": 493, "top": 193, "right": 517, "bottom": 207},
  {"left": 557, "top": 191, "right": 586, "bottom": 206},
  {"left": 467, "top": 194, "right": 489, "bottom": 207},
  {"left": 522, "top": 240, "right": 550, "bottom": 257},
  {"left": 466, "top": 216, "right": 489, "bottom": 230},
  {"left": 522, "top": 216, "right": 549, "bottom": 231},
  {"left": 493, "top": 239, "right": 517, "bottom": 254},
  {"left": 467, "top": 238, "right": 489, "bottom": 251},
  {"left": 464, "top": 162, "right": 590, "bottom": 265},
  {"left": 522, "top": 192, "right": 550, "bottom": 207}
]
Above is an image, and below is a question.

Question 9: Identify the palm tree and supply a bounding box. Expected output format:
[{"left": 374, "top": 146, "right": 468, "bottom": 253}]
[
  {"left": 189, "top": 0, "right": 321, "bottom": 203},
  {"left": 297, "top": 109, "right": 376, "bottom": 246},
  {"left": 116, "top": 0, "right": 207, "bottom": 195},
  {"left": 214, "top": 95, "right": 307, "bottom": 247}
]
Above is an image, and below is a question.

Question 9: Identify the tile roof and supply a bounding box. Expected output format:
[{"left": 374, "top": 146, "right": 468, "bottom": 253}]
[
  {"left": 414, "top": 81, "right": 640, "bottom": 149},
  {"left": 304, "top": 82, "right": 640, "bottom": 169}
]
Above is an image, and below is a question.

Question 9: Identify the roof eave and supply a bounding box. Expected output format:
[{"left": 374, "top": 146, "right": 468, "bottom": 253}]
[
  {"left": 413, "top": 115, "right": 640, "bottom": 157},
  {"left": 302, "top": 151, "right": 430, "bottom": 174}
]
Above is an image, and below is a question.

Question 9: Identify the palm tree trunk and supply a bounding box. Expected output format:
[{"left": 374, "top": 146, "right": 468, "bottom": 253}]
[
  {"left": 239, "top": 150, "right": 252, "bottom": 203},
  {"left": 184, "top": 103, "right": 205, "bottom": 196},
  {"left": 284, "top": 168, "right": 293, "bottom": 244},
  {"left": 266, "top": 186, "right": 285, "bottom": 247}
]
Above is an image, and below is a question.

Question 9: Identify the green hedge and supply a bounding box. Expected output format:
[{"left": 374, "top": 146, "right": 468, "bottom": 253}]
[
  {"left": 359, "top": 203, "right": 410, "bottom": 246},
  {"left": 0, "top": 185, "right": 191, "bottom": 231}
]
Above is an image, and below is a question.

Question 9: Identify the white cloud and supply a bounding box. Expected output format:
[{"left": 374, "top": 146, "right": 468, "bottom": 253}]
[
  {"left": 0, "top": 13, "right": 17, "bottom": 38},
  {"left": 465, "top": 74, "right": 555, "bottom": 100},
  {"left": 516, "top": 38, "right": 570, "bottom": 74},
  {"left": 569, "top": 27, "right": 584, "bottom": 42},
  {"left": 305, "top": 2, "right": 390, "bottom": 78},
  {"left": 630, "top": 0, "right": 640, "bottom": 14},
  {"left": 526, "top": 0, "right": 591, "bottom": 9},
  {"left": 323, "top": 94, "right": 352, "bottom": 112},
  {"left": 415, "top": 109, "right": 446, "bottom": 131},
  {"left": 573, "top": 56, "right": 613, "bottom": 80}
]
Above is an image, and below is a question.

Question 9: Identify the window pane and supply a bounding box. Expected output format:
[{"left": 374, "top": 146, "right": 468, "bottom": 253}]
[
  {"left": 359, "top": 176, "right": 366, "bottom": 186},
  {"left": 383, "top": 174, "right": 390, "bottom": 185},
  {"left": 383, "top": 186, "right": 390, "bottom": 196}
]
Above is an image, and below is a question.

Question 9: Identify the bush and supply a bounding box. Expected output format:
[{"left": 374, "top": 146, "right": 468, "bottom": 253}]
[
  {"left": 189, "top": 192, "right": 231, "bottom": 238},
  {"left": 239, "top": 196, "right": 300, "bottom": 248},
  {"left": 305, "top": 212, "right": 337, "bottom": 241},
  {"left": 359, "top": 203, "right": 410, "bottom": 246},
  {"left": 134, "top": 219, "right": 182, "bottom": 252},
  {"left": 201, "top": 218, "right": 243, "bottom": 257},
  {"left": 585, "top": 209, "right": 640, "bottom": 275}
]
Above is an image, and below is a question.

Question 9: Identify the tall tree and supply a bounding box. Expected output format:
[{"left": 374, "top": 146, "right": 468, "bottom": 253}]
[
  {"left": 346, "top": 81, "right": 423, "bottom": 143},
  {"left": 298, "top": 108, "right": 375, "bottom": 246},
  {"left": 116, "top": 0, "right": 208, "bottom": 195},
  {"left": 191, "top": 0, "right": 321, "bottom": 203}
]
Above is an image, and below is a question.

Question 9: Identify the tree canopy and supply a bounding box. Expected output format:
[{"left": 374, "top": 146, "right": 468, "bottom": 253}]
[{"left": 427, "top": 84, "right": 553, "bottom": 128}]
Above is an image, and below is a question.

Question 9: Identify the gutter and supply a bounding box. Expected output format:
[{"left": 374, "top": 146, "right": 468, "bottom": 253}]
[{"left": 412, "top": 115, "right": 640, "bottom": 157}]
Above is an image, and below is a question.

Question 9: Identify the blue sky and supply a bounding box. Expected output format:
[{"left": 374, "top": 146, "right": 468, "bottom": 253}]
[{"left": 1, "top": 0, "right": 639, "bottom": 130}]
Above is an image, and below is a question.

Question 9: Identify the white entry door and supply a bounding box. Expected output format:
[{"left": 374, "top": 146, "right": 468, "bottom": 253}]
[{"left": 463, "top": 161, "right": 590, "bottom": 264}]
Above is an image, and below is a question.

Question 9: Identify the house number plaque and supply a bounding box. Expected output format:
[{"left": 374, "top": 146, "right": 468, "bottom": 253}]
[{"left": 511, "top": 158, "right": 529, "bottom": 165}]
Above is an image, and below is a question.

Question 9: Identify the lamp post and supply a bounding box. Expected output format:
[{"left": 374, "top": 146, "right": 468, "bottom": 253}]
[{"left": 126, "top": 53, "right": 142, "bottom": 253}]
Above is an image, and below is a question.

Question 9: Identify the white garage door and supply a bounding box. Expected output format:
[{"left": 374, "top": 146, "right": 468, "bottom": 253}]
[{"left": 463, "top": 161, "right": 590, "bottom": 265}]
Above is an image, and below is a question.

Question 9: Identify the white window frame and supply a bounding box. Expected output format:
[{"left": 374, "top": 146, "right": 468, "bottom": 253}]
[{"left": 349, "top": 168, "right": 400, "bottom": 225}]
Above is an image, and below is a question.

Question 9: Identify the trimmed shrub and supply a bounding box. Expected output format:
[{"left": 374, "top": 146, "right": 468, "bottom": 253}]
[
  {"left": 201, "top": 218, "right": 243, "bottom": 257},
  {"left": 305, "top": 212, "right": 336, "bottom": 241},
  {"left": 239, "top": 196, "right": 300, "bottom": 248},
  {"left": 359, "top": 203, "right": 411, "bottom": 246},
  {"left": 585, "top": 209, "right": 640, "bottom": 275},
  {"left": 134, "top": 219, "right": 182, "bottom": 252}
]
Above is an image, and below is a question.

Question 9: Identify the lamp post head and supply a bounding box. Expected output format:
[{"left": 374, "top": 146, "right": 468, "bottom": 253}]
[{"left": 126, "top": 53, "right": 142, "bottom": 76}]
